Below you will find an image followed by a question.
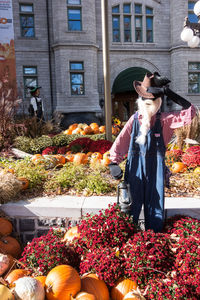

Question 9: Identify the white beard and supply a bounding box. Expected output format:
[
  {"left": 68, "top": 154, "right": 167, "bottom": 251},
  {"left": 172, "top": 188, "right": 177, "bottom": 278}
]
[{"left": 136, "top": 96, "right": 162, "bottom": 145}]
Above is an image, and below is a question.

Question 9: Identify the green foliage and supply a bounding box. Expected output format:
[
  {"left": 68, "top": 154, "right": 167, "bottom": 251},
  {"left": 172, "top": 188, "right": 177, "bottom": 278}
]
[
  {"left": 52, "top": 134, "right": 75, "bottom": 147},
  {"left": 14, "top": 136, "right": 32, "bottom": 153},
  {"left": 29, "top": 135, "right": 53, "bottom": 154}
]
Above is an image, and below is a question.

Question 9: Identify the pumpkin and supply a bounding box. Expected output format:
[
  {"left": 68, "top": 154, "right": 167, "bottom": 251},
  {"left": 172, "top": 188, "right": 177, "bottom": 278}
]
[
  {"left": 90, "top": 123, "right": 99, "bottom": 130},
  {"left": 112, "top": 126, "right": 120, "bottom": 135},
  {"left": 72, "top": 128, "right": 82, "bottom": 135},
  {"left": 0, "top": 217, "right": 13, "bottom": 236},
  {"left": 53, "top": 155, "right": 66, "bottom": 165},
  {"left": 69, "top": 124, "right": 78, "bottom": 131},
  {"left": 80, "top": 130, "right": 86, "bottom": 135},
  {"left": 0, "top": 236, "right": 21, "bottom": 258},
  {"left": 6, "top": 168, "right": 15, "bottom": 174},
  {"left": 171, "top": 162, "right": 187, "bottom": 173},
  {"left": 81, "top": 273, "right": 109, "bottom": 300},
  {"left": 102, "top": 151, "right": 111, "bottom": 166},
  {"left": 194, "top": 166, "right": 200, "bottom": 173},
  {"left": 99, "top": 126, "right": 106, "bottom": 133},
  {"left": 84, "top": 126, "right": 93, "bottom": 134},
  {"left": 91, "top": 152, "right": 103, "bottom": 160},
  {"left": 45, "top": 264, "right": 81, "bottom": 300},
  {"left": 5, "top": 269, "right": 30, "bottom": 286},
  {"left": 64, "top": 129, "right": 72, "bottom": 135},
  {"left": 31, "top": 154, "right": 42, "bottom": 163},
  {"left": 111, "top": 279, "right": 138, "bottom": 300},
  {"left": 66, "top": 153, "right": 75, "bottom": 163},
  {"left": 86, "top": 152, "right": 93, "bottom": 157},
  {"left": 73, "top": 153, "right": 88, "bottom": 165},
  {"left": 34, "top": 276, "right": 46, "bottom": 287},
  {"left": 62, "top": 226, "right": 80, "bottom": 243},
  {"left": 92, "top": 128, "right": 99, "bottom": 134},
  {"left": 75, "top": 291, "right": 96, "bottom": 300},
  {"left": 17, "top": 177, "right": 29, "bottom": 190},
  {"left": 0, "top": 284, "right": 14, "bottom": 300},
  {"left": 14, "top": 276, "right": 45, "bottom": 300}
]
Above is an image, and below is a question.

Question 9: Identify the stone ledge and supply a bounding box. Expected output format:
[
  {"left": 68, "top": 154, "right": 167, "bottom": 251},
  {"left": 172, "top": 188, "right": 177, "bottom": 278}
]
[{"left": 0, "top": 196, "right": 200, "bottom": 219}]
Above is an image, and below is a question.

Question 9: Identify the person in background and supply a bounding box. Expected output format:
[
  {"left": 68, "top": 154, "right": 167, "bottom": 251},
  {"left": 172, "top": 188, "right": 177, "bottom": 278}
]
[
  {"left": 109, "top": 72, "right": 196, "bottom": 233},
  {"left": 28, "top": 86, "right": 44, "bottom": 121}
]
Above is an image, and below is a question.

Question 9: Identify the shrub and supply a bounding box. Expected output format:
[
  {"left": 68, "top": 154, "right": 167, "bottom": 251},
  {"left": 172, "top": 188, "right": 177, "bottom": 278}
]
[
  {"left": 74, "top": 203, "right": 138, "bottom": 257},
  {"left": 122, "top": 231, "right": 173, "bottom": 287},
  {"left": 19, "top": 228, "right": 80, "bottom": 275},
  {"left": 182, "top": 145, "right": 200, "bottom": 168},
  {"left": 14, "top": 136, "right": 32, "bottom": 153},
  {"left": 29, "top": 135, "right": 53, "bottom": 153},
  {"left": 165, "top": 149, "right": 184, "bottom": 167}
]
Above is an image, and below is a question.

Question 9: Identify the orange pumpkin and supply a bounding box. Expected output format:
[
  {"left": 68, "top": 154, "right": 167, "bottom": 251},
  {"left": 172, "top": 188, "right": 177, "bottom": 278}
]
[
  {"left": 75, "top": 291, "right": 96, "bottom": 300},
  {"left": 90, "top": 123, "right": 99, "bottom": 130},
  {"left": 62, "top": 226, "right": 80, "bottom": 243},
  {"left": 66, "top": 153, "right": 74, "bottom": 163},
  {"left": 69, "top": 124, "right": 78, "bottom": 131},
  {"left": 34, "top": 275, "right": 46, "bottom": 287},
  {"left": 0, "top": 236, "right": 21, "bottom": 258},
  {"left": 86, "top": 152, "right": 93, "bottom": 157},
  {"left": 80, "top": 130, "right": 86, "bottom": 135},
  {"left": 81, "top": 273, "right": 109, "bottom": 300},
  {"left": 5, "top": 269, "right": 30, "bottom": 286},
  {"left": 6, "top": 169, "right": 15, "bottom": 174},
  {"left": 92, "top": 128, "right": 99, "bottom": 134},
  {"left": 73, "top": 153, "right": 88, "bottom": 165},
  {"left": 17, "top": 177, "right": 29, "bottom": 190},
  {"left": 45, "top": 265, "right": 81, "bottom": 300},
  {"left": 84, "top": 126, "right": 93, "bottom": 135},
  {"left": 99, "top": 126, "right": 105, "bottom": 133},
  {"left": 0, "top": 217, "right": 13, "bottom": 236},
  {"left": 112, "top": 126, "right": 120, "bottom": 135},
  {"left": 53, "top": 155, "right": 66, "bottom": 165},
  {"left": 64, "top": 129, "right": 72, "bottom": 135},
  {"left": 31, "top": 154, "right": 42, "bottom": 163},
  {"left": 91, "top": 152, "right": 102, "bottom": 160},
  {"left": 111, "top": 279, "right": 138, "bottom": 300},
  {"left": 72, "top": 128, "right": 82, "bottom": 135},
  {"left": 101, "top": 151, "right": 111, "bottom": 166},
  {"left": 171, "top": 162, "right": 187, "bottom": 173}
]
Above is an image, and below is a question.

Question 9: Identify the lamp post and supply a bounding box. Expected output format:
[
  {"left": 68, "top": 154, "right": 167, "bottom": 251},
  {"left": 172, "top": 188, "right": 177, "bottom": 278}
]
[
  {"left": 101, "top": 0, "right": 112, "bottom": 141},
  {"left": 180, "top": 1, "right": 200, "bottom": 48}
]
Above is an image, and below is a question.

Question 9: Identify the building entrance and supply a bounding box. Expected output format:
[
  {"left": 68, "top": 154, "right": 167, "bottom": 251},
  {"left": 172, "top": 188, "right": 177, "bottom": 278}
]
[{"left": 112, "top": 67, "right": 150, "bottom": 122}]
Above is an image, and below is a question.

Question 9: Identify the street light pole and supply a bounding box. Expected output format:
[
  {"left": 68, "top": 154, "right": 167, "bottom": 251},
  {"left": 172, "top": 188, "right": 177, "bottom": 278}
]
[{"left": 101, "top": 0, "right": 112, "bottom": 141}]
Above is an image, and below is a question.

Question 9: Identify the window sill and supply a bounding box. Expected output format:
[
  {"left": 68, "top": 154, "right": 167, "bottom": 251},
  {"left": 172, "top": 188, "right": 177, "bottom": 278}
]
[
  {"left": 111, "top": 42, "right": 156, "bottom": 46},
  {"left": 65, "top": 30, "right": 86, "bottom": 34},
  {"left": 17, "top": 36, "right": 38, "bottom": 40},
  {"left": 187, "top": 93, "right": 200, "bottom": 96}
]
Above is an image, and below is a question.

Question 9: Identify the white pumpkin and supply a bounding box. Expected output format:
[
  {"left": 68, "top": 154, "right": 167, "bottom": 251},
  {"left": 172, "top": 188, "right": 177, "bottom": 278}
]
[
  {"left": 14, "top": 277, "right": 45, "bottom": 300},
  {"left": 0, "top": 284, "right": 14, "bottom": 299},
  {"left": 0, "top": 253, "right": 10, "bottom": 275}
]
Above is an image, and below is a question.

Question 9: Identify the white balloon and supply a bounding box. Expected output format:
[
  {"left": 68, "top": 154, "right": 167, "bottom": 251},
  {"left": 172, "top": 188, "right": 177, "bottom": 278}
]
[
  {"left": 180, "top": 27, "right": 194, "bottom": 42},
  {"left": 194, "top": 1, "right": 200, "bottom": 16},
  {"left": 188, "top": 35, "right": 200, "bottom": 48}
]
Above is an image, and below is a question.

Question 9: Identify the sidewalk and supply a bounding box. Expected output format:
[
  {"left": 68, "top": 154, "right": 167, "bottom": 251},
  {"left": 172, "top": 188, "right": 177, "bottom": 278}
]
[{"left": 1, "top": 195, "right": 200, "bottom": 220}]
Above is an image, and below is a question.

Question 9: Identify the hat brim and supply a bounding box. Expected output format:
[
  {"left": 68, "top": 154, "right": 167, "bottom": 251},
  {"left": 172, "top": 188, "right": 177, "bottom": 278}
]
[
  {"left": 133, "top": 80, "right": 155, "bottom": 99},
  {"left": 28, "top": 86, "right": 41, "bottom": 93}
]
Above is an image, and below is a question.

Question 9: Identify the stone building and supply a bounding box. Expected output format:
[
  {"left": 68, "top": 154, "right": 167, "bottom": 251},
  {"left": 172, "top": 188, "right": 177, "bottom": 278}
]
[{"left": 12, "top": 0, "right": 200, "bottom": 126}]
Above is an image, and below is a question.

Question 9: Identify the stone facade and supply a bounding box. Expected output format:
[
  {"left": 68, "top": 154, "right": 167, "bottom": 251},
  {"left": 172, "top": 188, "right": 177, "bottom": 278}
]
[{"left": 12, "top": 0, "right": 200, "bottom": 124}]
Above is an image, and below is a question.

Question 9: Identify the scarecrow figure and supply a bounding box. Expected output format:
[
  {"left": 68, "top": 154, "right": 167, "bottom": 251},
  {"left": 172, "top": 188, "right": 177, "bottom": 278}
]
[{"left": 109, "top": 72, "right": 195, "bottom": 232}]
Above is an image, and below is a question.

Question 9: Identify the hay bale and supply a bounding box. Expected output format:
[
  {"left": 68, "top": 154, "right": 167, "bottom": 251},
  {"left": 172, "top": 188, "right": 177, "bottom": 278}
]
[{"left": 0, "top": 171, "right": 22, "bottom": 203}]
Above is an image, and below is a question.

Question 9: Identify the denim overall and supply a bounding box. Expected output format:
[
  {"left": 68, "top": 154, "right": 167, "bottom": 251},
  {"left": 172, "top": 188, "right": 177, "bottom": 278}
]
[{"left": 124, "top": 112, "right": 166, "bottom": 232}]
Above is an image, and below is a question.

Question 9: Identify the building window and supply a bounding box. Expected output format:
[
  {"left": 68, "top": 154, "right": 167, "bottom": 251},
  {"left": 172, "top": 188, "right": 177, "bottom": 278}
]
[
  {"left": 135, "top": 4, "right": 142, "bottom": 42},
  {"left": 123, "top": 4, "right": 131, "bottom": 42},
  {"left": 146, "top": 6, "right": 153, "bottom": 42},
  {"left": 188, "top": 1, "right": 198, "bottom": 23},
  {"left": 23, "top": 66, "right": 38, "bottom": 97},
  {"left": 188, "top": 62, "right": 200, "bottom": 93},
  {"left": 70, "top": 62, "right": 84, "bottom": 95},
  {"left": 112, "top": 5, "right": 120, "bottom": 42},
  {"left": 67, "top": 0, "right": 82, "bottom": 31},
  {"left": 19, "top": 4, "right": 35, "bottom": 37}
]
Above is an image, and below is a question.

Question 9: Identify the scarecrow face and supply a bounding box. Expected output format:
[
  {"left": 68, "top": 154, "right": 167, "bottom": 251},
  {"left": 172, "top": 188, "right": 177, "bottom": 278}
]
[{"left": 142, "top": 97, "right": 162, "bottom": 117}]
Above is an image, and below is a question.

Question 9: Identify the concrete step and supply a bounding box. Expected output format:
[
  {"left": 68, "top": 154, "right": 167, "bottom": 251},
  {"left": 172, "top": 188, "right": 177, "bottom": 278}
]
[{"left": 1, "top": 195, "right": 200, "bottom": 219}]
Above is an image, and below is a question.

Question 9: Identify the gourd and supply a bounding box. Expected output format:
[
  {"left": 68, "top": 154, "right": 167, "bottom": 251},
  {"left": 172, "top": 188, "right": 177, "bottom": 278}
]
[
  {"left": 81, "top": 273, "right": 109, "bottom": 300},
  {"left": 14, "top": 276, "right": 45, "bottom": 300},
  {"left": 0, "top": 284, "right": 14, "bottom": 300},
  {"left": 45, "top": 264, "right": 81, "bottom": 300},
  {"left": 62, "top": 226, "right": 80, "bottom": 243},
  {"left": 0, "top": 217, "right": 13, "bottom": 236},
  {"left": 17, "top": 177, "right": 29, "bottom": 190},
  {"left": 111, "top": 279, "right": 138, "bottom": 300}
]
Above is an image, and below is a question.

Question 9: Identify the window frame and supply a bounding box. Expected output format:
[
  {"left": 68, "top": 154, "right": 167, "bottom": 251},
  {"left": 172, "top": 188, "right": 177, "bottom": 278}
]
[
  {"left": 67, "top": 0, "right": 82, "bottom": 31},
  {"left": 188, "top": 62, "right": 200, "bottom": 94},
  {"left": 134, "top": 3, "right": 143, "bottom": 42},
  {"left": 70, "top": 62, "right": 85, "bottom": 96},
  {"left": 19, "top": 3, "right": 35, "bottom": 38},
  {"left": 23, "top": 66, "right": 38, "bottom": 97},
  {"left": 112, "top": 5, "right": 120, "bottom": 42},
  {"left": 145, "top": 6, "right": 153, "bottom": 43},
  {"left": 123, "top": 3, "right": 132, "bottom": 42}
]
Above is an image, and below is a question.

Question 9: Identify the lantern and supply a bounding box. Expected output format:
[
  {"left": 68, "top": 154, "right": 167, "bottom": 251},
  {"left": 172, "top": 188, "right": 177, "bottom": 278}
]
[{"left": 117, "top": 181, "right": 133, "bottom": 214}]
